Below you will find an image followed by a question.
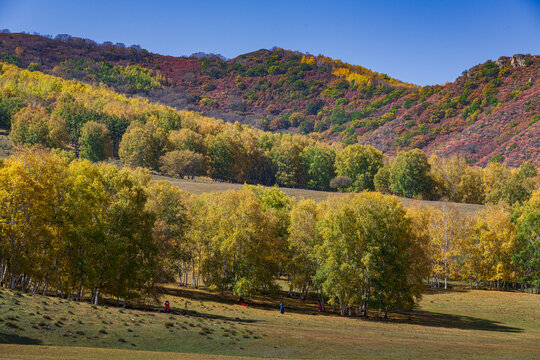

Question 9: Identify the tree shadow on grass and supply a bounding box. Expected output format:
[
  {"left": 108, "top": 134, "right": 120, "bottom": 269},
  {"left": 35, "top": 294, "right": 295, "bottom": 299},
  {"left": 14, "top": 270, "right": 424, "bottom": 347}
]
[
  {"left": 393, "top": 309, "right": 523, "bottom": 333},
  {"left": 148, "top": 285, "right": 524, "bottom": 332},
  {"left": 155, "top": 285, "right": 322, "bottom": 317},
  {"left": 0, "top": 332, "right": 42, "bottom": 345},
  {"left": 129, "top": 286, "right": 260, "bottom": 324}
]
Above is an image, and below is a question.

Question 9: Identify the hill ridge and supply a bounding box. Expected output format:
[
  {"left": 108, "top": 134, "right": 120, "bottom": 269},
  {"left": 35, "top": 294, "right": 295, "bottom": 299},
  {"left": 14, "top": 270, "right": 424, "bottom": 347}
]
[{"left": 0, "top": 32, "right": 538, "bottom": 166}]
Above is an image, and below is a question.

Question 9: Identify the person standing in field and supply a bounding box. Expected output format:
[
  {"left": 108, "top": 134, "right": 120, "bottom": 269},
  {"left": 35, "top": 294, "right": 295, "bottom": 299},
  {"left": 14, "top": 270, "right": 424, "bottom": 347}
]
[
  {"left": 318, "top": 300, "right": 322, "bottom": 312},
  {"left": 279, "top": 302, "right": 284, "bottom": 314},
  {"left": 164, "top": 300, "right": 170, "bottom": 313}
]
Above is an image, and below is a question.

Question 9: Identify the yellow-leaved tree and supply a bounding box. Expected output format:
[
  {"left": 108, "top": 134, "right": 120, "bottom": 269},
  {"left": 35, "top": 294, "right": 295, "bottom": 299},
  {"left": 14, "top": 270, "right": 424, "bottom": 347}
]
[
  {"left": 428, "top": 204, "right": 462, "bottom": 289},
  {"left": 473, "top": 205, "right": 517, "bottom": 290}
]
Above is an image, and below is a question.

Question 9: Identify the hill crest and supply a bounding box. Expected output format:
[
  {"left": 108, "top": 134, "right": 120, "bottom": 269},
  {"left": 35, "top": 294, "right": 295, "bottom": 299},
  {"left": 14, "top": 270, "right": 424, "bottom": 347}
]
[{"left": 0, "top": 32, "right": 538, "bottom": 166}]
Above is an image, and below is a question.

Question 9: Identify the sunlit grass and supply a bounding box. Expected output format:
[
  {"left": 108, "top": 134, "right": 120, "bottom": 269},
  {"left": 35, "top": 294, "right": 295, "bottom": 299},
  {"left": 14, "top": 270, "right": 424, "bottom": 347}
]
[{"left": 0, "top": 285, "right": 538, "bottom": 359}]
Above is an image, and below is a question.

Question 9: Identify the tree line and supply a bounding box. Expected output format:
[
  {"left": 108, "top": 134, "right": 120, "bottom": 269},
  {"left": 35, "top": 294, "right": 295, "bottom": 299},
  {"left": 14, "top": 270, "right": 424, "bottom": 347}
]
[
  {"left": 1, "top": 63, "right": 537, "bottom": 208},
  {"left": 1, "top": 147, "right": 538, "bottom": 316}
]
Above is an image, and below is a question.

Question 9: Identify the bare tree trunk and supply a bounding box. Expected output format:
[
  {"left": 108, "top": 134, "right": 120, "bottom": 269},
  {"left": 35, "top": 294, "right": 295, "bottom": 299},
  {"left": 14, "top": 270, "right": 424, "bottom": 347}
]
[
  {"left": 42, "top": 280, "right": 48, "bottom": 295},
  {"left": 301, "top": 284, "right": 310, "bottom": 301},
  {"left": 56, "top": 264, "right": 64, "bottom": 299},
  {"left": 32, "top": 280, "right": 41, "bottom": 294},
  {"left": 0, "top": 264, "right": 7, "bottom": 286},
  {"left": 94, "top": 287, "right": 100, "bottom": 305},
  {"left": 191, "top": 260, "right": 196, "bottom": 288},
  {"left": 339, "top": 299, "right": 347, "bottom": 316},
  {"left": 76, "top": 281, "right": 82, "bottom": 301}
]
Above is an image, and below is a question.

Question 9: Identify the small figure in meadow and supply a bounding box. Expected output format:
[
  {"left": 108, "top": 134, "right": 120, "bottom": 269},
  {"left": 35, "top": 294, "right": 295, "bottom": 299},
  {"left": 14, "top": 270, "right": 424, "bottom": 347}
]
[
  {"left": 318, "top": 300, "right": 322, "bottom": 312},
  {"left": 164, "top": 300, "right": 170, "bottom": 313},
  {"left": 279, "top": 302, "right": 284, "bottom": 314},
  {"left": 239, "top": 297, "right": 247, "bottom": 306}
]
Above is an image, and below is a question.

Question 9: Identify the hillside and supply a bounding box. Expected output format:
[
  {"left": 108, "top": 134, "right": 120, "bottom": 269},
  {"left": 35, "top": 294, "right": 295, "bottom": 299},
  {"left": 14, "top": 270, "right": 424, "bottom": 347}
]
[
  {"left": 1, "top": 286, "right": 539, "bottom": 359},
  {"left": 1, "top": 32, "right": 538, "bottom": 166}
]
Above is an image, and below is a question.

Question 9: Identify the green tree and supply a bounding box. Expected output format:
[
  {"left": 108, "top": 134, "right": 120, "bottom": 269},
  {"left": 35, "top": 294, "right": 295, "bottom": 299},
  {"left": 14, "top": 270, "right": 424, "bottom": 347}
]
[
  {"left": 512, "top": 190, "right": 540, "bottom": 290},
  {"left": 199, "top": 190, "right": 280, "bottom": 295},
  {"left": 288, "top": 199, "right": 320, "bottom": 300},
  {"left": 335, "top": 144, "right": 383, "bottom": 191},
  {"left": 159, "top": 150, "right": 204, "bottom": 179},
  {"left": 205, "top": 129, "right": 247, "bottom": 182},
  {"left": 169, "top": 128, "right": 204, "bottom": 153},
  {"left": 269, "top": 134, "right": 310, "bottom": 188},
  {"left": 390, "top": 149, "right": 432, "bottom": 198},
  {"left": 78, "top": 121, "right": 112, "bottom": 162},
  {"left": 119, "top": 122, "right": 170, "bottom": 170},
  {"left": 374, "top": 165, "right": 391, "bottom": 193},
  {"left": 145, "top": 180, "right": 190, "bottom": 284},
  {"left": 302, "top": 146, "right": 336, "bottom": 190},
  {"left": 316, "top": 192, "right": 429, "bottom": 317}
]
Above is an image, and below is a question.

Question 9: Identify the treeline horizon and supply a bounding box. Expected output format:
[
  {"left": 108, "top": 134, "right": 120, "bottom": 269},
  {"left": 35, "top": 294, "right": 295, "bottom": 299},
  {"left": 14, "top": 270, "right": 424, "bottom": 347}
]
[
  {"left": 1, "top": 62, "right": 538, "bottom": 209},
  {"left": 1, "top": 147, "right": 538, "bottom": 318}
]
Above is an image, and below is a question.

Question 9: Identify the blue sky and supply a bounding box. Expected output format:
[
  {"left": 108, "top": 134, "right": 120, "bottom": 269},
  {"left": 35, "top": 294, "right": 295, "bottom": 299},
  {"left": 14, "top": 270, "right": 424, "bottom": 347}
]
[{"left": 1, "top": 0, "right": 539, "bottom": 85}]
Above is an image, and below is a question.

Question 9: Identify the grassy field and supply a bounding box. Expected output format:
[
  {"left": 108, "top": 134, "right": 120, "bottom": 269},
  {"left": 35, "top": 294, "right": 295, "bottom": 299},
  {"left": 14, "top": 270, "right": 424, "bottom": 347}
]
[
  {"left": 0, "top": 286, "right": 538, "bottom": 359},
  {"left": 153, "top": 174, "right": 484, "bottom": 216}
]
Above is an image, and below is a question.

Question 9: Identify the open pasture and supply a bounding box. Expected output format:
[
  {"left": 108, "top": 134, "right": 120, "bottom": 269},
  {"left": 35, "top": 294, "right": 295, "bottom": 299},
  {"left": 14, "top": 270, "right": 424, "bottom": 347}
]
[{"left": 0, "top": 286, "right": 537, "bottom": 359}]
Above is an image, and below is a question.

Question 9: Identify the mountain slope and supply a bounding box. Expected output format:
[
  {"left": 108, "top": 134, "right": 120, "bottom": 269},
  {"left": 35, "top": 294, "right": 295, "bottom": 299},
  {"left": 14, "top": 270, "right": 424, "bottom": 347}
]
[{"left": 0, "top": 32, "right": 538, "bottom": 165}]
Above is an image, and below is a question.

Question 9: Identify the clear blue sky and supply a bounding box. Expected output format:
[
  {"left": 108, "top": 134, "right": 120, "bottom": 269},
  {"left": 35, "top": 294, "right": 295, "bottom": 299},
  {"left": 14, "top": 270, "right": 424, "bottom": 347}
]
[{"left": 1, "top": 0, "right": 539, "bottom": 85}]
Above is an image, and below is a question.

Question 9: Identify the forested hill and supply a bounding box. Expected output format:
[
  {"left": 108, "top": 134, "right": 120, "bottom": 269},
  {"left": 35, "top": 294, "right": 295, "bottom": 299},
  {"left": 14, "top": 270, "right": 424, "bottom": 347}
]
[{"left": 0, "top": 32, "right": 538, "bottom": 166}]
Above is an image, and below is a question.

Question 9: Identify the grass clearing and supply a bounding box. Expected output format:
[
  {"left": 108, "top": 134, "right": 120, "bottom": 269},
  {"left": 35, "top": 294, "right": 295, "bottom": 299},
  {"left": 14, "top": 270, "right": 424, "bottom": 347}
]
[
  {"left": 0, "top": 286, "right": 538, "bottom": 359},
  {"left": 152, "top": 174, "right": 484, "bottom": 216}
]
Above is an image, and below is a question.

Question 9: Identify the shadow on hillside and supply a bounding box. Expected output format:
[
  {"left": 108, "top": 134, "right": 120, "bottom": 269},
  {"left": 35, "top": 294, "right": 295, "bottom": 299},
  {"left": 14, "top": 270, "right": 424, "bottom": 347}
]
[
  {"left": 0, "top": 332, "right": 42, "bottom": 345},
  {"left": 394, "top": 309, "right": 523, "bottom": 333}
]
